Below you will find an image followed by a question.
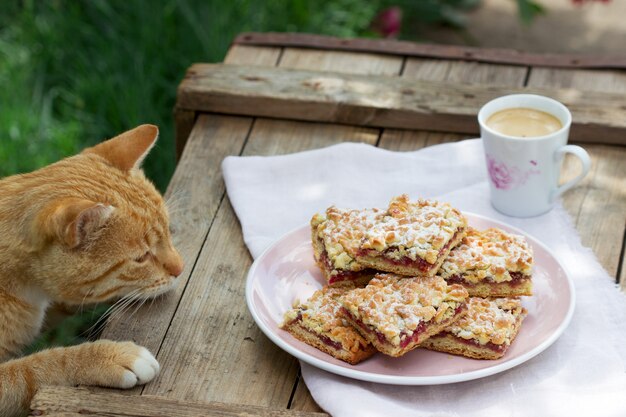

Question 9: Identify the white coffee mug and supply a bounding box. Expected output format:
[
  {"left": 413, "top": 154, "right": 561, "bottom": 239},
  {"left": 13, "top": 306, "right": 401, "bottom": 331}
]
[{"left": 478, "top": 94, "right": 591, "bottom": 217}]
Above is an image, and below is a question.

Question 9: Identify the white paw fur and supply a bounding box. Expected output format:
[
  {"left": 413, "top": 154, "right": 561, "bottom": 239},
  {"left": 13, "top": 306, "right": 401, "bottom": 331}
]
[
  {"left": 120, "top": 347, "right": 160, "bottom": 388},
  {"left": 85, "top": 341, "right": 161, "bottom": 389}
]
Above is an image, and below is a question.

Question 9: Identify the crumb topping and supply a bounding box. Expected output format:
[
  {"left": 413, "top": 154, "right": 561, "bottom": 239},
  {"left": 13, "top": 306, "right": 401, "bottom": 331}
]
[
  {"left": 341, "top": 273, "right": 468, "bottom": 346},
  {"left": 311, "top": 207, "right": 384, "bottom": 272},
  {"left": 448, "top": 297, "right": 527, "bottom": 345},
  {"left": 439, "top": 227, "right": 533, "bottom": 283},
  {"left": 311, "top": 195, "right": 467, "bottom": 271},
  {"left": 281, "top": 286, "right": 370, "bottom": 353},
  {"left": 361, "top": 195, "right": 467, "bottom": 264}
]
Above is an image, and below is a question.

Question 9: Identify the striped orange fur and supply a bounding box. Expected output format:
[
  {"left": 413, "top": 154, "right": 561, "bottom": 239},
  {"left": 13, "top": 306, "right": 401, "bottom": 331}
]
[{"left": 0, "top": 125, "right": 183, "bottom": 415}]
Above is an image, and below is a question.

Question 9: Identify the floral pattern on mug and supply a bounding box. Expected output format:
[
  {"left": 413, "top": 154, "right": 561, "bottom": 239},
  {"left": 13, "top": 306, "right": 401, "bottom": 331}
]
[{"left": 487, "top": 154, "right": 540, "bottom": 190}]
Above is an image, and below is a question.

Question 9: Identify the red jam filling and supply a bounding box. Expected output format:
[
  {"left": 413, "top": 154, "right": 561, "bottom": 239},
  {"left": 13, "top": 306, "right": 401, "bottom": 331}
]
[
  {"left": 289, "top": 314, "right": 343, "bottom": 351},
  {"left": 446, "top": 272, "right": 529, "bottom": 287},
  {"left": 431, "top": 331, "right": 507, "bottom": 354},
  {"left": 318, "top": 245, "right": 373, "bottom": 284},
  {"left": 356, "top": 229, "right": 463, "bottom": 274},
  {"left": 342, "top": 306, "right": 464, "bottom": 349}
]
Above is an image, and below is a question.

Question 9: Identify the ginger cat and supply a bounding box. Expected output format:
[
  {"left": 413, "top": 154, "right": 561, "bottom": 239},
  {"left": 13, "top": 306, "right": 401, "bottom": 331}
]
[{"left": 0, "top": 125, "right": 183, "bottom": 416}]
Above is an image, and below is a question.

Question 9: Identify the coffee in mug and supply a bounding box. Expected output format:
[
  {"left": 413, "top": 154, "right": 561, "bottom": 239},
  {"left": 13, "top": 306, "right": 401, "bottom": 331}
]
[
  {"left": 478, "top": 94, "right": 591, "bottom": 217},
  {"left": 486, "top": 108, "right": 562, "bottom": 138}
]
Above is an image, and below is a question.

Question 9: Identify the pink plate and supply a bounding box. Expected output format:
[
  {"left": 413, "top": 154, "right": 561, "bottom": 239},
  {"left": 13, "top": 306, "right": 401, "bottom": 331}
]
[{"left": 245, "top": 212, "right": 575, "bottom": 385}]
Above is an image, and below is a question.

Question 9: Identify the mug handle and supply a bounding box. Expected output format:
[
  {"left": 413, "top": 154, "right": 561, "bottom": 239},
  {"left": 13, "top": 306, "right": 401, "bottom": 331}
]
[{"left": 550, "top": 145, "right": 591, "bottom": 202}]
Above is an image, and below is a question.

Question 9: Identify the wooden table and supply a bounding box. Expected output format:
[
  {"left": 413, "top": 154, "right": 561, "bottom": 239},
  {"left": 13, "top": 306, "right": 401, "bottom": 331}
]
[{"left": 32, "top": 33, "right": 626, "bottom": 416}]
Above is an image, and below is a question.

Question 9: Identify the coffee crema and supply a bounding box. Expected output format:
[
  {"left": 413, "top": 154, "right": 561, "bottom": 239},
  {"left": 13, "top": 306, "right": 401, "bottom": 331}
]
[{"left": 486, "top": 107, "right": 562, "bottom": 138}]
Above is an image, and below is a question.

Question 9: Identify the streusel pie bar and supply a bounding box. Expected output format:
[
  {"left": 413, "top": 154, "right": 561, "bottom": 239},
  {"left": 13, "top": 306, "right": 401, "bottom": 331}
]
[
  {"left": 421, "top": 297, "right": 527, "bottom": 360},
  {"left": 438, "top": 227, "right": 533, "bottom": 297},
  {"left": 311, "top": 195, "right": 467, "bottom": 285},
  {"left": 281, "top": 286, "right": 376, "bottom": 365},
  {"left": 354, "top": 195, "right": 467, "bottom": 277},
  {"left": 310, "top": 207, "right": 381, "bottom": 286},
  {"left": 340, "top": 273, "right": 469, "bottom": 357}
]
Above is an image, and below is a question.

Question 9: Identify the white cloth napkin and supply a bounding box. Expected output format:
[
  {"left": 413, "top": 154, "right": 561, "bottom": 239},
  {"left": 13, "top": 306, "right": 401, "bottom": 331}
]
[{"left": 222, "top": 140, "right": 626, "bottom": 417}]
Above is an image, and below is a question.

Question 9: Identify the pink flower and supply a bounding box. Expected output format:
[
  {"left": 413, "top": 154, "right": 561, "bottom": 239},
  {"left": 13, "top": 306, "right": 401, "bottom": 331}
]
[
  {"left": 371, "top": 7, "right": 402, "bottom": 38},
  {"left": 487, "top": 155, "right": 515, "bottom": 190}
]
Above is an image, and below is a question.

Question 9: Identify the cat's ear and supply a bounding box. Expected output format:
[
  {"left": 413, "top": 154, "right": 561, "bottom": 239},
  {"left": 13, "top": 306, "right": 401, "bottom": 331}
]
[
  {"left": 84, "top": 124, "right": 158, "bottom": 171},
  {"left": 38, "top": 199, "right": 115, "bottom": 248}
]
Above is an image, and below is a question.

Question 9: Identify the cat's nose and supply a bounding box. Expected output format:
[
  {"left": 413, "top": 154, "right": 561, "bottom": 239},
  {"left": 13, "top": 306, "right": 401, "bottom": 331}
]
[{"left": 164, "top": 251, "right": 184, "bottom": 277}]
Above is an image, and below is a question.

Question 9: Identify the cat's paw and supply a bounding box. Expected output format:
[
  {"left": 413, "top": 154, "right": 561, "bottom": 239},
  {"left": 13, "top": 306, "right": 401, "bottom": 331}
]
[
  {"left": 117, "top": 343, "right": 160, "bottom": 388},
  {"left": 76, "top": 340, "right": 160, "bottom": 389}
]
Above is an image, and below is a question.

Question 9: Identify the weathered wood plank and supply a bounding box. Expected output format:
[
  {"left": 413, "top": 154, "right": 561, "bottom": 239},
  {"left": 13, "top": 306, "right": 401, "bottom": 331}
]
[
  {"left": 143, "top": 198, "right": 300, "bottom": 406},
  {"left": 380, "top": 59, "right": 526, "bottom": 150},
  {"left": 243, "top": 118, "right": 378, "bottom": 156},
  {"left": 527, "top": 68, "right": 626, "bottom": 95},
  {"left": 100, "top": 114, "right": 251, "bottom": 361},
  {"left": 280, "top": 48, "right": 403, "bottom": 75},
  {"left": 379, "top": 129, "right": 470, "bottom": 151},
  {"left": 31, "top": 386, "right": 328, "bottom": 417},
  {"left": 577, "top": 145, "right": 626, "bottom": 280},
  {"left": 527, "top": 68, "right": 626, "bottom": 281},
  {"left": 143, "top": 121, "right": 377, "bottom": 406},
  {"left": 224, "top": 44, "right": 282, "bottom": 66},
  {"left": 233, "top": 32, "right": 626, "bottom": 69},
  {"left": 173, "top": 46, "right": 280, "bottom": 163},
  {"left": 177, "top": 64, "right": 626, "bottom": 144},
  {"left": 403, "top": 59, "right": 528, "bottom": 86}
]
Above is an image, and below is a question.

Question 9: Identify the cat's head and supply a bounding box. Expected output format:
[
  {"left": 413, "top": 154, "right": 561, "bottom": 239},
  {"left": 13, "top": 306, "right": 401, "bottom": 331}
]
[{"left": 30, "top": 125, "right": 183, "bottom": 304}]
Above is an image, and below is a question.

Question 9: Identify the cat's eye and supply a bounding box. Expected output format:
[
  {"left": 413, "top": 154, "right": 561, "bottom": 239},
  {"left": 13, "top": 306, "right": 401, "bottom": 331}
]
[{"left": 134, "top": 251, "right": 151, "bottom": 263}]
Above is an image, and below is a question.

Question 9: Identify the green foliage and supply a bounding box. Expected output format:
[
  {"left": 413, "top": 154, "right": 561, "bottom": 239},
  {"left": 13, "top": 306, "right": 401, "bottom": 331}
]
[
  {"left": 390, "top": 0, "right": 482, "bottom": 33},
  {"left": 0, "top": 0, "right": 384, "bottom": 191},
  {"left": 24, "top": 304, "right": 110, "bottom": 354},
  {"left": 516, "top": 0, "right": 546, "bottom": 24},
  {"left": 0, "top": 18, "right": 81, "bottom": 178}
]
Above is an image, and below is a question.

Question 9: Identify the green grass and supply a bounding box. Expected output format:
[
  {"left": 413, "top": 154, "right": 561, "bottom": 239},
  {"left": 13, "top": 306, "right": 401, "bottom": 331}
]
[{"left": 0, "top": 0, "right": 380, "bottom": 191}]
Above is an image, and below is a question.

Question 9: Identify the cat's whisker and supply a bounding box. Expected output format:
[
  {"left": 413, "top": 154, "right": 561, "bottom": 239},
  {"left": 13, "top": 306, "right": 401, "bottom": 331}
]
[
  {"left": 165, "top": 188, "right": 186, "bottom": 209},
  {"left": 126, "top": 296, "right": 149, "bottom": 322},
  {"left": 86, "top": 296, "right": 139, "bottom": 338},
  {"left": 78, "top": 291, "right": 91, "bottom": 314},
  {"left": 106, "top": 290, "right": 142, "bottom": 321},
  {"left": 165, "top": 192, "right": 188, "bottom": 218},
  {"left": 82, "top": 289, "right": 142, "bottom": 337}
]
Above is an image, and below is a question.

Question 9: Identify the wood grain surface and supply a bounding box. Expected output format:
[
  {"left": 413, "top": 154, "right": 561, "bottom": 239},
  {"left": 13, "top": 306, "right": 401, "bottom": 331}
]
[
  {"left": 173, "top": 45, "right": 282, "bottom": 157},
  {"left": 177, "top": 63, "right": 626, "bottom": 145},
  {"left": 233, "top": 32, "right": 626, "bottom": 69},
  {"left": 31, "top": 386, "right": 328, "bottom": 417},
  {"left": 224, "top": 44, "right": 282, "bottom": 67},
  {"left": 379, "top": 58, "right": 527, "bottom": 151}
]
